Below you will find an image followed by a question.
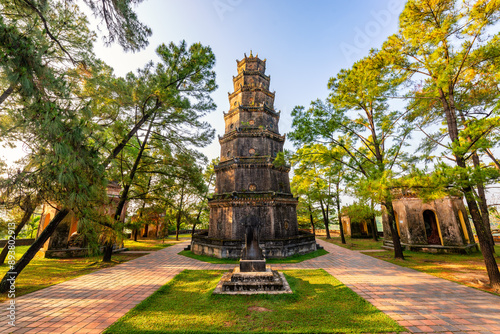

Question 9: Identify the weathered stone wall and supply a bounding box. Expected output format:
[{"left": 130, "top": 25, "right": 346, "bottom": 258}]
[
  {"left": 220, "top": 135, "right": 283, "bottom": 161},
  {"left": 233, "top": 72, "right": 270, "bottom": 91},
  {"left": 215, "top": 166, "right": 291, "bottom": 193},
  {"left": 224, "top": 109, "right": 279, "bottom": 133},
  {"left": 208, "top": 200, "right": 298, "bottom": 240},
  {"left": 382, "top": 196, "right": 475, "bottom": 248},
  {"left": 229, "top": 88, "right": 275, "bottom": 109}
]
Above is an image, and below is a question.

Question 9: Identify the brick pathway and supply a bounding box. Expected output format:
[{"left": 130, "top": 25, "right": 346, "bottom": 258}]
[
  {"left": 1, "top": 240, "right": 499, "bottom": 333},
  {"left": 314, "top": 241, "right": 500, "bottom": 334}
]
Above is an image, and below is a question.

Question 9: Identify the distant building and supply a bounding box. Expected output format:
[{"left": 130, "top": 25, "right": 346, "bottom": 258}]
[
  {"left": 131, "top": 207, "right": 167, "bottom": 239},
  {"left": 382, "top": 191, "right": 478, "bottom": 254},
  {"left": 36, "top": 182, "right": 127, "bottom": 258},
  {"left": 340, "top": 215, "right": 374, "bottom": 238}
]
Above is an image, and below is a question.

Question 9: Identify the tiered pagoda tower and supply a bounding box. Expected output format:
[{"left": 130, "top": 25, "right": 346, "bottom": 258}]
[{"left": 191, "top": 53, "right": 316, "bottom": 259}]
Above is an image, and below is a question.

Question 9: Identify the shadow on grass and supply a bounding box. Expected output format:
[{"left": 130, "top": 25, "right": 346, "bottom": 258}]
[{"left": 105, "top": 270, "right": 405, "bottom": 334}]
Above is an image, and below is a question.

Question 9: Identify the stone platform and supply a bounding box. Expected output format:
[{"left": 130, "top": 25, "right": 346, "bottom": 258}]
[
  {"left": 191, "top": 230, "right": 317, "bottom": 259},
  {"left": 213, "top": 265, "right": 292, "bottom": 295}
]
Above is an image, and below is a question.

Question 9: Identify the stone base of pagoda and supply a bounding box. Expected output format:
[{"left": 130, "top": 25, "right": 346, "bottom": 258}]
[{"left": 191, "top": 231, "right": 317, "bottom": 259}]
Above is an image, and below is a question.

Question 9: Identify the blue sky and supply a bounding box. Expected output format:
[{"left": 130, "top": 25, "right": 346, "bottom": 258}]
[{"left": 91, "top": 0, "right": 406, "bottom": 161}]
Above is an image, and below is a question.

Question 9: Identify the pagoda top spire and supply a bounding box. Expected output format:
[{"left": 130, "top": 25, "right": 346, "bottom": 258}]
[{"left": 236, "top": 52, "right": 267, "bottom": 74}]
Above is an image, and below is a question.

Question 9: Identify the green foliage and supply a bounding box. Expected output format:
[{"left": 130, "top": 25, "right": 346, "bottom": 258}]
[
  {"left": 289, "top": 52, "right": 410, "bottom": 219},
  {"left": 381, "top": 0, "right": 500, "bottom": 177},
  {"left": 343, "top": 202, "right": 377, "bottom": 225},
  {"left": 0, "top": 208, "right": 23, "bottom": 239},
  {"left": 18, "top": 216, "right": 40, "bottom": 239},
  {"left": 82, "top": 0, "right": 152, "bottom": 52}
]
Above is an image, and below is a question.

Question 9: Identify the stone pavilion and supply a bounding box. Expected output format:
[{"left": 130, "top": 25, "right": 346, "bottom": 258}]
[{"left": 382, "top": 190, "right": 478, "bottom": 254}]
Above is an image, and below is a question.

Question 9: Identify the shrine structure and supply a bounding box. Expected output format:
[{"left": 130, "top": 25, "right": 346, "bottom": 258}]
[{"left": 191, "top": 53, "right": 316, "bottom": 258}]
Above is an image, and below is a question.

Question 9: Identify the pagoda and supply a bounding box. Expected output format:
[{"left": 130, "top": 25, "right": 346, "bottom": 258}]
[{"left": 191, "top": 53, "right": 316, "bottom": 258}]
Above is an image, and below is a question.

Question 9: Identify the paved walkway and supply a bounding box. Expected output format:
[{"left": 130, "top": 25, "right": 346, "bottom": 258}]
[{"left": 1, "top": 240, "right": 499, "bottom": 334}]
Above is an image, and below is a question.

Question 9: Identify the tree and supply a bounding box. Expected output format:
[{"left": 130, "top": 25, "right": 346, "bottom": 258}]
[
  {"left": 0, "top": 0, "right": 156, "bottom": 291},
  {"left": 0, "top": 35, "right": 217, "bottom": 289},
  {"left": 380, "top": 0, "right": 500, "bottom": 289},
  {"left": 191, "top": 158, "right": 217, "bottom": 236},
  {"left": 289, "top": 51, "right": 410, "bottom": 259},
  {"left": 291, "top": 144, "right": 347, "bottom": 240},
  {"left": 167, "top": 153, "right": 207, "bottom": 241}
]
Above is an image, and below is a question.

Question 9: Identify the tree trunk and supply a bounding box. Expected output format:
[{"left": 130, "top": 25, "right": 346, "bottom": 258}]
[
  {"left": 325, "top": 203, "right": 332, "bottom": 239},
  {"left": 0, "top": 84, "right": 15, "bottom": 106},
  {"left": 308, "top": 204, "right": 316, "bottom": 236},
  {"left": 191, "top": 209, "right": 203, "bottom": 237},
  {"left": 336, "top": 186, "right": 346, "bottom": 244},
  {"left": 319, "top": 199, "right": 330, "bottom": 239},
  {"left": 0, "top": 204, "right": 36, "bottom": 265},
  {"left": 103, "top": 115, "right": 156, "bottom": 262},
  {"left": 472, "top": 152, "right": 495, "bottom": 248},
  {"left": 371, "top": 216, "right": 378, "bottom": 241},
  {"left": 133, "top": 229, "right": 138, "bottom": 241},
  {"left": 0, "top": 208, "right": 69, "bottom": 293},
  {"left": 384, "top": 199, "right": 404, "bottom": 260},
  {"left": 463, "top": 186, "right": 500, "bottom": 290},
  {"left": 485, "top": 148, "right": 500, "bottom": 170},
  {"left": 440, "top": 90, "right": 499, "bottom": 289},
  {"left": 175, "top": 184, "right": 185, "bottom": 241},
  {"left": 102, "top": 242, "right": 113, "bottom": 262}
]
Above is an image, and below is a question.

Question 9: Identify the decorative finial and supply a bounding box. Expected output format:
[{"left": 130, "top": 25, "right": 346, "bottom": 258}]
[
  {"left": 244, "top": 53, "right": 247, "bottom": 58},
  {"left": 256, "top": 53, "right": 258, "bottom": 58},
  {"left": 250, "top": 50, "right": 253, "bottom": 57}
]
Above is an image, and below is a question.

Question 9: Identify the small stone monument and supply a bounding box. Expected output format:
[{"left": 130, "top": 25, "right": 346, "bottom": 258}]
[
  {"left": 239, "top": 217, "right": 266, "bottom": 272},
  {"left": 213, "top": 216, "right": 292, "bottom": 295}
]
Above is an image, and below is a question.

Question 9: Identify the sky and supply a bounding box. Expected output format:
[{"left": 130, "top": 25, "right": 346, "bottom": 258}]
[
  {"left": 1, "top": 0, "right": 406, "bottom": 166},
  {"left": 89, "top": 0, "right": 406, "bottom": 162}
]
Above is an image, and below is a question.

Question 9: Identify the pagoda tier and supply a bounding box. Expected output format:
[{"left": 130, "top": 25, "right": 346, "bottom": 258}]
[{"left": 191, "top": 53, "right": 316, "bottom": 259}]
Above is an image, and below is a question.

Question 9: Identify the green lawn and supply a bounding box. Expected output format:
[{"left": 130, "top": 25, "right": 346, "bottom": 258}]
[
  {"left": 178, "top": 249, "right": 329, "bottom": 264},
  {"left": 105, "top": 269, "right": 405, "bottom": 334},
  {"left": 321, "top": 236, "right": 384, "bottom": 251}
]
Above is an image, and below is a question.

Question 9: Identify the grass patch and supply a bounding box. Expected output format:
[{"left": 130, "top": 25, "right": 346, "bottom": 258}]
[
  {"left": 105, "top": 269, "right": 405, "bottom": 334},
  {"left": 178, "top": 249, "right": 328, "bottom": 264},
  {"left": 267, "top": 249, "right": 328, "bottom": 264},
  {"left": 123, "top": 239, "right": 176, "bottom": 251},
  {"left": 0, "top": 246, "right": 145, "bottom": 302},
  {"left": 178, "top": 251, "right": 239, "bottom": 264},
  {"left": 321, "top": 236, "right": 384, "bottom": 251},
  {"left": 367, "top": 245, "right": 500, "bottom": 296}
]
